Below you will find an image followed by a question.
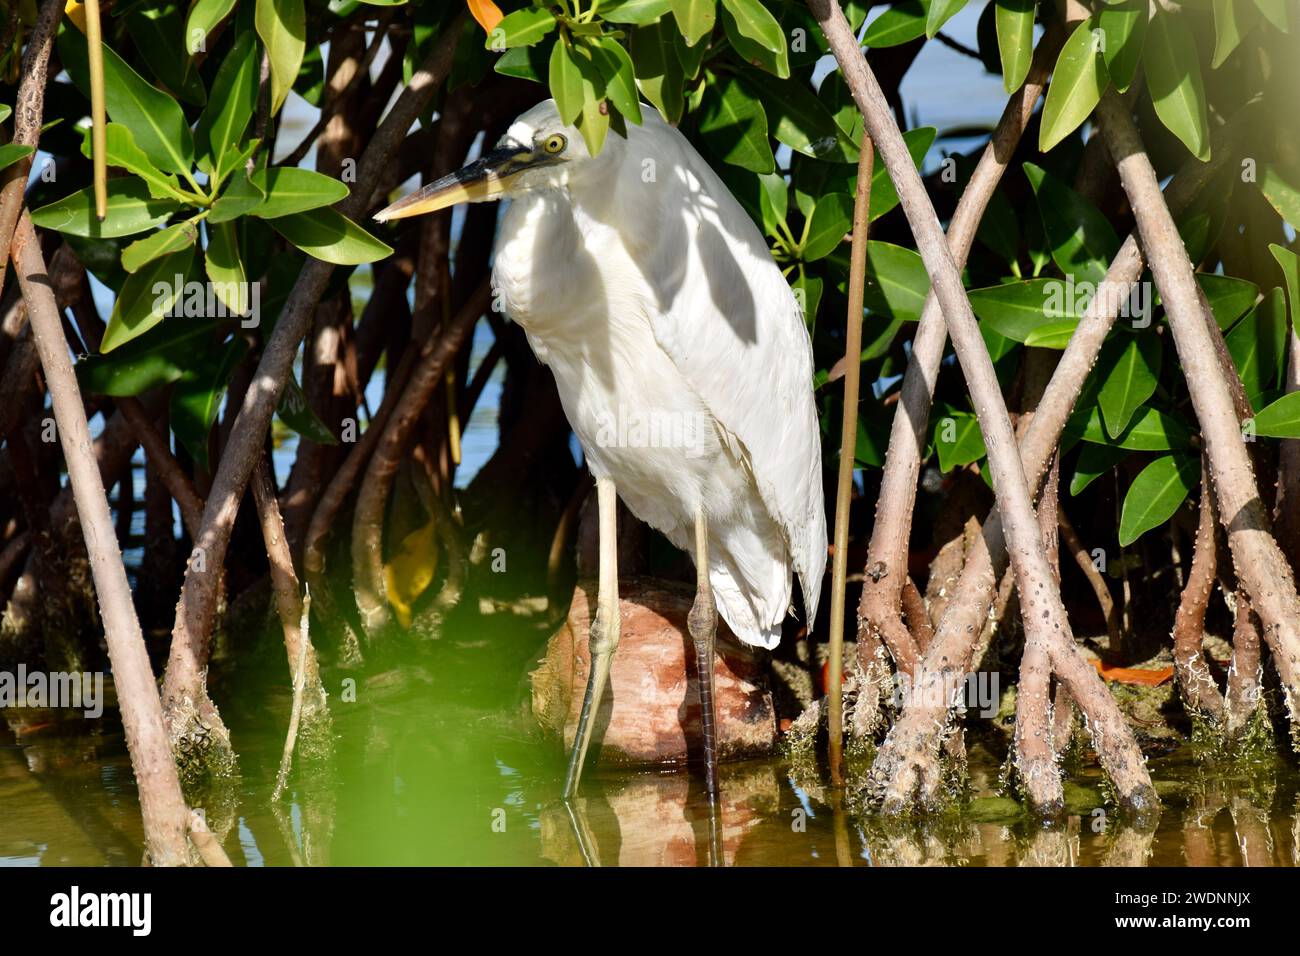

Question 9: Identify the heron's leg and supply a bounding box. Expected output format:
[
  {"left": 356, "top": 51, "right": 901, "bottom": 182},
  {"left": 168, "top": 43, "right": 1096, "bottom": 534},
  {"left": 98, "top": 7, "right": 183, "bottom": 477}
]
[
  {"left": 562, "top": 476, "right": 621, "bottom": 799},
  {"left": 688, "top": 508, "right": 720, "bottom": 798}
]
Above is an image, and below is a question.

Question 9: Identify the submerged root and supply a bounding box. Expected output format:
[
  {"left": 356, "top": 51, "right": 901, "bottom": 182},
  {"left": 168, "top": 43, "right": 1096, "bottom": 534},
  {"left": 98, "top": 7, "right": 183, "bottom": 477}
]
[{"left": 168, "top": 698, "right": 239, "bottom": 785}]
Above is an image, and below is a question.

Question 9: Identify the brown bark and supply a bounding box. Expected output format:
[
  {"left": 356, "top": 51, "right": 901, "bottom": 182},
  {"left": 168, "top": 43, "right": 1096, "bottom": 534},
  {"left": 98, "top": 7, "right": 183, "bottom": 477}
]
[
  {"left": 899, "top": 575, "right": 933, "bottom": 654},
  {"left": 1225, "top": 600, "right": 1263, "bottom": 741},
  {"left": 0, "top": 532, "right": 30, "bottom": 603},
  {"left": 187, "top": 810, "right": 233, "bottom": 868},
  {"left": 0, "top": 326, "right": 40, "bottom": 446},
  {"left": 278, "top": 27, "right": 373, "bottom": 556},
  {"left": 923, "top": 469, "right": 986, "bottom": 629},
  {"left": 812, "top": 0, "right": 1156, "bottom": 813},
  {"left": 1098, "top": 91, "right": 1300, "bottom": 742},
  {"left": 0, "top": 0, "right": 62, "bottom": 306},
  {"left": 279, "top": 293, "right": 349, "bottom": 557},
  {"left": 277, "top": 13, "right": 389, "bottom": 169},
  {"left": 302, "top": 349, "right": 415, "bottom": 608},
  {"left": 1171, "top": 460, "right": 1226, "bottom": 723},
  {"left": 1058, "top": 506, "right": 1121, "bottom": 651},
  {"left": 351, "top": 281, "right": 490, "bottom": 633},
  {"left": 250, "top": 458, "right": 329, "bottom": 729},
  {"left": 118, "top": 399, "right": 204, "bottom": 539}
]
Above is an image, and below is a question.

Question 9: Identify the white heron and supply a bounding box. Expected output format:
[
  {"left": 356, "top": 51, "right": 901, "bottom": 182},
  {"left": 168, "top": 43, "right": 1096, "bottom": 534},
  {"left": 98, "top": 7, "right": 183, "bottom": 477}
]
[{"left": 375, "top": 100, "right": 826, "bottom": 798}]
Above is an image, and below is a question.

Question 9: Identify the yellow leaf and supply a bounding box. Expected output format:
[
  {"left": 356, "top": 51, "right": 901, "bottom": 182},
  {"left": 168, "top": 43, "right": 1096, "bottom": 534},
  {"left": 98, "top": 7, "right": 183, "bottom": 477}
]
[
  {"left": 384, "top": 520, "right": 438, "bottom": 630},
  {"left": 467, "top": 0, "right": 504, "bottom": 33},
  {"left": 65, "top": 1, "right": 87, "bottom": 33}
]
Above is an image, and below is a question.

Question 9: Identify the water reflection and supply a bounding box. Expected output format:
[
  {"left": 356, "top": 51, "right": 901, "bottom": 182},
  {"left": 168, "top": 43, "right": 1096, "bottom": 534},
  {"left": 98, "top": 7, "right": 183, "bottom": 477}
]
[
  {"left": 539, "top": 764, "right": 781, "bottom": 867},
  {"left": 4, "top": 688, "right": 1300, "bottom": 866}
]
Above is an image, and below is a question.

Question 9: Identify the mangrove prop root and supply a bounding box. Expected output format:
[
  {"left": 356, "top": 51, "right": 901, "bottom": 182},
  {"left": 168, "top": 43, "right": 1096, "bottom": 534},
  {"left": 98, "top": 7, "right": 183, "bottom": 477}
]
[
  {"left": 14, "top": 214, "right": 192, "bottom": 865},
  {"left": 160, "top": 17, "right": 466, "bottom": 765},
  {"left": 1225, "top": 597, "right": 1265, "bottom": 743},
  {"left": 1098, "top": 91, "right": 1300, "bottom": 744},
  {"left": 860, "top": 105, "right": 1242, "bottom": 813},
  {"left": 1172, "top": 458, "right": 1226, "bottom": 724},
  {"left": 851, "top": 19, "right": 1063, "bottom": 679},
  {"left": 251, "top": 457, "right": 330, "bottom": 734},
  {"left": 811, "top": 0, "right": 1157, "bottom": 814},
  {"left": 1015, "top": 456, "right": 1065, "bottom": 816},
  {"left": 351, "top": 280, "right": 490, "bottom": 635}
]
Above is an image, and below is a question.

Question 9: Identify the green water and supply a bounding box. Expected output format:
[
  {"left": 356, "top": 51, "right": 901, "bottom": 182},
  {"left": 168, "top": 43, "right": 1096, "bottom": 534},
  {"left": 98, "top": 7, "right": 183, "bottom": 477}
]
[{"left": 2, "top": 616, "right": 1299, "bottom": 867}]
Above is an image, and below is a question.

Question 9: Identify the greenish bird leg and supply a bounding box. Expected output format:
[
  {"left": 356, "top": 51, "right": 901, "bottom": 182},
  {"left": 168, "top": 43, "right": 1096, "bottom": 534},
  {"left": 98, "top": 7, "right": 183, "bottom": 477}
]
[
  {"left": 562, "top": 476, "right": 620, "bottom": 799},
  {"left": 688, "top": 508, "right": 723, "bottom": 864},
  {"left": 688, "top": 509, "right": 720, "bottom": 798}
]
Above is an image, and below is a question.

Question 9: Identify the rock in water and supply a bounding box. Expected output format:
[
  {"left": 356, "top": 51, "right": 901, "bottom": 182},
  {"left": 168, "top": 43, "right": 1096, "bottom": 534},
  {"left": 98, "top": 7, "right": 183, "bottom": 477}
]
[{"left": 530, "top": 578, "right": 777, "bottom": 766}]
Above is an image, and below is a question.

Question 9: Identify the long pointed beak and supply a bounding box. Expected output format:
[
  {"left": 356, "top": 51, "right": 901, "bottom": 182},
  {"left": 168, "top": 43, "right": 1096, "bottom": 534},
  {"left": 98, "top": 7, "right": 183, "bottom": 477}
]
[{"left": 373, "top": 145, "right": 536, "bottom": 222}]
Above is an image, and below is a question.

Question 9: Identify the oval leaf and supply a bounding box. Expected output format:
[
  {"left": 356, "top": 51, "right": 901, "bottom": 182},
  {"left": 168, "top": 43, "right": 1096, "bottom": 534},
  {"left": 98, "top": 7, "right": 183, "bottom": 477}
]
[
  {"left": 187, "top": 0, "right": 239, "bottom": 47},
  {"left": 698, "top": 74, "right": 774, "bottom": 173},
  {"left": 1253, "top": 391, "right": 1300, "bottom": 438},
  {"left": 1040, "top": 17, "right": 1107, "bottom": 153},
  {"left": 802, "top": 192, "right": 853, "bottom": 260},
  {"left": 864, "top": 0, "right": 929, "bottom": 47},
  {"left": 268, "top": 208, "right": 394, "bottom": 264},
  {"left": 196, "top": 29, "right": 260, "bottom": 183},
  {"left": 487, "top": 7, "right": 558, "bottom": 48},
  {"left": 121, "top": 220, "right": 199, "bottom": 273},
  {"left": 1097, "top": 0, "right": 1146, "bottom": 92},
  {"left": 1146, "top": 9, "right": 1211, "bottom": 161},
  {"left": 1096, "top": 332, "right": 1163, "bottom": 438},
  {"left": 101, "top": 247, "right": 197, "bottom": 352},
  {"left": 1118, "top": 453, "right": 1198, "bottom": 546},
  {"left": 589, "top": 36, "right": 643, "bottom": 124},
  {"left": 720, "top": 0, "right": 785, "bottom": 53},
  {"left": 250, "top": 167, "right": 350, "bottom": 218},
  {"left": 995, "top": 0, "right": 1035, "bottom": 94},
  {"left": 256, "top": 0, "right": 307, "bottom": 116},
  {"left": 671, "top": 0, "right": 717, "bottom": 46},
  {"left": 969, "top": 278, "right": 1077, "bottom": 342},
  {"left": 58, "top": 27, "right": 195, "bottom": 178},
  {"left": 30, "top": 179, "right": 182, "bottom": 239},
  {"left": 927, "top": 0, "right": 969, "bottom": 38},
  {"left": 1024, "top": 162, "right": 1120, "bottom": 286},
  {"left": 601, "top": 0, "right": 673, "bottom": 24},
  {"left": 549, "top": 39, "right": 586, "bottom": 125}
]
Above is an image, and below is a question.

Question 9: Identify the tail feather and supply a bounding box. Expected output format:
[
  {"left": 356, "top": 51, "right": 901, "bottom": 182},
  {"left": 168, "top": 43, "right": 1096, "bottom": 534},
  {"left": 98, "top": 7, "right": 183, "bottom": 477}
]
[{"left": 706, "top": 517, "right": 791, "bottom": 650}]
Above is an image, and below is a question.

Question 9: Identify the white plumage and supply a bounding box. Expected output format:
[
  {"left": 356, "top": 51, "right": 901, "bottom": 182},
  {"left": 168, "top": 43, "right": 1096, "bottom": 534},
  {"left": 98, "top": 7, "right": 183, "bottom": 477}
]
[{"left": 489, "top": 101, "right": 826, "bottom": 648}]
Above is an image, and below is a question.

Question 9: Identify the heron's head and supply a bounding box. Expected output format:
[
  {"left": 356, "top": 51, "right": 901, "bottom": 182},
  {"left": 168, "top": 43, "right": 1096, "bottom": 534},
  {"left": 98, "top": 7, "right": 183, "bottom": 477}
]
[{"left": 373, "top": 100, "right": 602, "bottom": 222}]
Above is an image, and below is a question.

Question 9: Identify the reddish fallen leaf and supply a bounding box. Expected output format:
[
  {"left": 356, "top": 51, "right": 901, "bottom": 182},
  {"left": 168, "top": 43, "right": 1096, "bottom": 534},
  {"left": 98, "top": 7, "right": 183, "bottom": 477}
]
[
  {"left": 1089, "top": 659, "right": 1175, "bottom": 687},
  {"left": 466, "top": 0, "right": 504, "bottom": 32},
  {"left": 819, "top": 659, "right": 851, "bottom": 695}
]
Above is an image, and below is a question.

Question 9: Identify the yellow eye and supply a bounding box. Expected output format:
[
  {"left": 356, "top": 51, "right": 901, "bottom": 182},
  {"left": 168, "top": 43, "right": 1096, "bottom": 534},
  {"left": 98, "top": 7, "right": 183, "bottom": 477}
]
[{"left": 542, "top": 134, "right": 567, "bottom": 155}]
